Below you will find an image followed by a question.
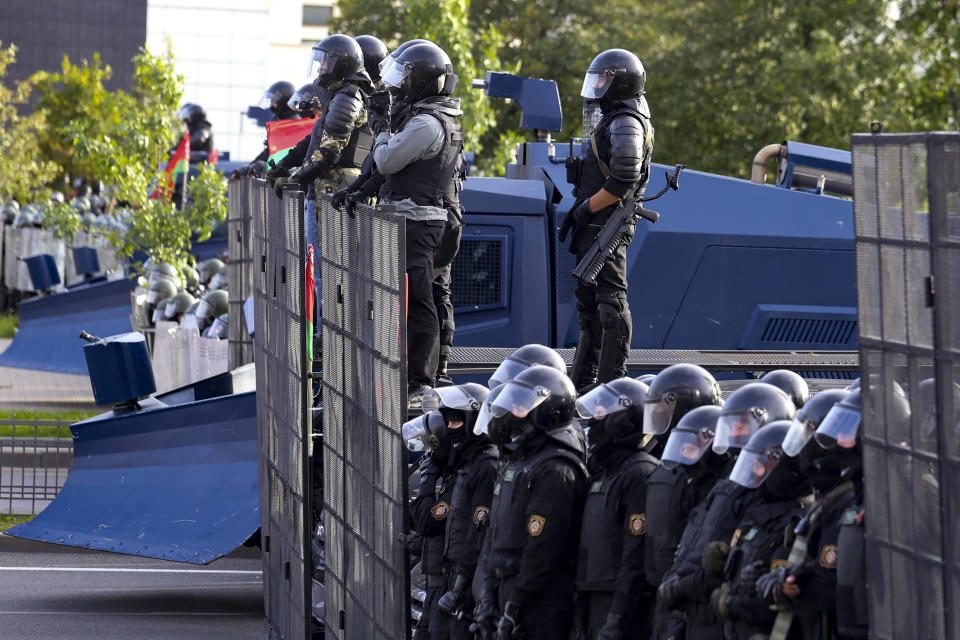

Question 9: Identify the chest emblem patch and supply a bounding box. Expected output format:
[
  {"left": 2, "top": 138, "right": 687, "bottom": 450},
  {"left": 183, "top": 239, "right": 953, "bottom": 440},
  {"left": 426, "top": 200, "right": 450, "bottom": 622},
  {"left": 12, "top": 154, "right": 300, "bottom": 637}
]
[
  {"left": 629, "top": 513, "right": 647, "bottom": 536},
  {"left": 819, "top": 544, "right": 838, "bottom": 569},
  {"left": 431, "top": 501, "right": 450, "bottom": 520},
  {"left": 473, "top": 506, "right": 490, "bottom": 526},
  {"left": 527, "top": 514, "right": 546, "bottom": 537}
]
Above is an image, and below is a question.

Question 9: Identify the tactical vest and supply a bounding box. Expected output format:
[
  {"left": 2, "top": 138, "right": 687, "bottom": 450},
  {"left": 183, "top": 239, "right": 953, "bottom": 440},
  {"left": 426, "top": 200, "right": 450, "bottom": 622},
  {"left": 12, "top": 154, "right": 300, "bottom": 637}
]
[
  {"left": 305, "top": 83, "right": 373, "bottom": 172},
  {"left": 486, "top": 444, "right": 587, "bottom": 576},
  {"left": 644, "top": 465, "right": 694, "bottom": 585},
  {"left": 443, "top": 445, "right": 498, "bottom": 568},
  {"left": 383, "top": 105, "right": 464, "bottom": 209},
  {"left": 574, "top": 105, "right": 652, "bottom": 205},
  {"left": 576, "top": 450, "right": 659, "bottom": 591},
  {"left": 836, "top": 503, "right": 868, "bottom": 638},
  {"left": 420, "top": 470, "right": 457, "bottom": 588},
  {"left": 674, "top": 479, "right": 757, "bottom": 578}
]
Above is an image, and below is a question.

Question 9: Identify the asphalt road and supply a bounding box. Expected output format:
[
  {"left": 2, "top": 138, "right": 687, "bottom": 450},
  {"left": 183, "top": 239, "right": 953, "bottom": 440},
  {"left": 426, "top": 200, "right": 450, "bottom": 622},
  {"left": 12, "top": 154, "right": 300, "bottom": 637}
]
[{"left": 0, "top": 534, "right": 264, "bottom": 640}]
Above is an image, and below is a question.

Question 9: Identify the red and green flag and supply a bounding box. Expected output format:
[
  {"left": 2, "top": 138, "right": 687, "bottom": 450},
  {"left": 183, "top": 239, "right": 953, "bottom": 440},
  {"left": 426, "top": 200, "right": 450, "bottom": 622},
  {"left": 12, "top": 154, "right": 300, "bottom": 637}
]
[
  {"left": 151, "top": 132, "right": 190, "bottom": 199},
  {"left": 266, "top": 117, "right": 315, "bottom": 166},
  {"left": 306, "top": 244, "right": 316, "bottom": 360}
]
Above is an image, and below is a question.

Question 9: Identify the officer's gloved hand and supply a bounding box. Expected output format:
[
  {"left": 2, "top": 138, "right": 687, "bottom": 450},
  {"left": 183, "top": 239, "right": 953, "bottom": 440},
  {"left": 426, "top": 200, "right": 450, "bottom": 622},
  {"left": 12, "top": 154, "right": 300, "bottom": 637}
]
[
  {"left": 265, "top": 164, "right": 289, "bottom": 188},
  {"left": 366, "top": 90, "right": 392, "bottom": 135},
  {"left": 756, "top": 566, "right": 788, "bottom": 601},
  {"left": 330, "top": 187, "right": 353, "bottom": 211},
  {"left": 657, "top": 575, "right": 682, "bottom": 609},
  {"left": 738, "top": 559, "right": 768, "bottom": 595},
  {"left": 472, "top": 591, "right": 499, "bottom": 639},
  {"left": 569, "top": 198, "right": 593, "bottom": 225},
  {"left": 344, "top": 192, "right": 367, "bottom": 218},
  {"left": 701, "top": 540, "right": 731, "bottom": 574},
  {"left": 496, "top": 601, "right": 521, "bottom": 639},
  {"left": 710, "top": 582, "right": 732, "bottom": 620},
  {"left": 437, "top": 575, "right": 467, "bottom": 616},
  {"left": 273, "top": 176, "right": 290, "bottom": 199},
  {"left": 596, "top": 613, "right": 625, "bottom": 640}
]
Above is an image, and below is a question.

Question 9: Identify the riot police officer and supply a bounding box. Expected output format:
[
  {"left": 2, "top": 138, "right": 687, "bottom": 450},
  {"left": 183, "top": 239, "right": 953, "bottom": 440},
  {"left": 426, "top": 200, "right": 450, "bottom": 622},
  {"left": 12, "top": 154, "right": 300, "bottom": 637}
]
[
  {"left": 657, "top": 382, "right": 795, "bottom": 640},
  {"left": 761, "top": 369, "right": 809, "bottom": 411},
  {"left": 421, "top": 384, "right": 499, "bottom": 639},
  {"left": 369, "top": 42, "right": 464, "bottom": 405},
  {"left": 405, "top": 410, "right": 458, "bottom": 639},
  {"left": 488, "top": 343, "right": 568, "bottom": 389},
  {"left": 574, "top": 377, "right": 659, "bottom": 639},
  {"left": 233, "top": 81, "right": 300, "bottom": 179},
  {"left": 566, "top": 49, "right": 654, "bottom": 390},
  {"left": 473, "top": 365, "right": 588, "bottom": 639},
  {"left": 181, "top": 103, "right": 214, "bottom": 152},
  {"left": 287, "top": 82, "right": 324, "bottom": 118},
  {"left": 355, "top": 34, "right": 388, "bottom": 87}
]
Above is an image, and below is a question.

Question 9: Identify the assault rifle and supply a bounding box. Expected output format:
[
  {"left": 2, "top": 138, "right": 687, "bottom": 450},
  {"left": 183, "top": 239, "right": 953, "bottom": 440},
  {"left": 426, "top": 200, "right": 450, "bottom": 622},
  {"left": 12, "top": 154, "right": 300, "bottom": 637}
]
[{"left": 571, "top": 164, "right": 685, "bottom": 287}]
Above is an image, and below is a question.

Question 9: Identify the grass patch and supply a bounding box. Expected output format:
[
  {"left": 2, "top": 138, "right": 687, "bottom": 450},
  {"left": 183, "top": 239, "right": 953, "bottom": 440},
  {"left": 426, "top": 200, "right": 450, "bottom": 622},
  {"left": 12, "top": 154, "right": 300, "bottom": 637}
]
[
  {"left": 0, "top": 514, "right": 34, "bottom": 531},
  {"left": 0, "top": 409, "right": 99, "bottom": 438},
  {"left": 0, "top": 312, "right": 18, "bottom": 339}
]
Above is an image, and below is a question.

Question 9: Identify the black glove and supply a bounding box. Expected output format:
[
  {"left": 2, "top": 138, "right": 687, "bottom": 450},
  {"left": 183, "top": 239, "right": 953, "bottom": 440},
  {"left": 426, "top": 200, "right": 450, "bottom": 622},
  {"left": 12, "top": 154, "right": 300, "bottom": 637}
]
[
  {"left": 596, "top": 612, "right": 625, "bottom": 640},
  {"left": 345, "top": 192, "right": 368, "bottom": 218},
  {"left": 331, "top": 187, "right": 352, "bottom": 210},
  {"left": 756, "top": 566, "right": 788, "bottom": 601},
  {"left": 294, "top": 161, "right": 321, "bottom": 186},
  {"left": 366, "top": 90, "right": 392, "bottom": 135},
  {"left": 738, "top": 559, "right": 768, "bottom": 596},
  {"left": 496, "top": 601, "right": 521, "bottom": 640},
  {"left": 437, "top": 574, "right": 467, "bottom": 616},
  {"left": 701, "top": 540, "right": 731, "bottom": 574},
  {"left": 569, "top": 197, "right": 594, "bottom": 225},
  {"left": 265, "top": 163, "right": 289, "bottom": 188},
  {"left": 273, "top": 176, "right": 290, "bottom": 199},
  {"left": 473, "top": 591, "right": 499, "bottom": 639},
  {"left": 657, "top": 575, "right": 682, "bottom": 609}
]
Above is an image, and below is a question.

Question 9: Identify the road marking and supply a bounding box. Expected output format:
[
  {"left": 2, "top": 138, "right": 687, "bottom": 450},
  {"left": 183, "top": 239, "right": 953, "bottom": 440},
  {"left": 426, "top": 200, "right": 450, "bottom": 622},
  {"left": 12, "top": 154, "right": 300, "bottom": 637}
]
[
  {"left": 0, "top": 611, "right": 258, "bottom": 616},
  {"left": 0, "top": 567, "right": 262, "bottom": 574}
]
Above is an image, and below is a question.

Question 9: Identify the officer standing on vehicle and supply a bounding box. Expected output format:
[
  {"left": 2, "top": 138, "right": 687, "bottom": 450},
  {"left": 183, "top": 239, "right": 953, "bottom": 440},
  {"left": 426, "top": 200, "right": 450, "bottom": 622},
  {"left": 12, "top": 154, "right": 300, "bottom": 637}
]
[
  {"left": 473, "top": 365, "right": 588, "bottom": 639},
  {"left": 367, "top": 42, "right": 464, "bottom": 405},
  {"left": 405, "top": 410, "right": 459, "bottom": 639},
  {"left": 420, "top": 384, "right": 499, "bottom": 639},
  {"left": 574, "top": 377, "right": 659, "bottom": 639},
  {"left": 565, "top": 49, "right": 654, "bottom": 390}
]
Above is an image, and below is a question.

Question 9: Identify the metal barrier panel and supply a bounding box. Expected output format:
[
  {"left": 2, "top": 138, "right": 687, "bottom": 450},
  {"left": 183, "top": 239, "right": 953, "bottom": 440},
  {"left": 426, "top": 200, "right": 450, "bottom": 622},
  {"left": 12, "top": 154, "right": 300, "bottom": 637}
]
[
  {"left": 254, "top": 180, "right": 312, "bottom": 640},
  {"left": 0, "top": 416, "right": 73, "bottom": 516},
  {"left": 319, "top": 195, "right": 409, "bottom": 640},
  {"left": 852, "top": 132, "right": 960, "bottom": 640},
  {"left": 228, "top": 177, "right": 255, "bottom": 369}
]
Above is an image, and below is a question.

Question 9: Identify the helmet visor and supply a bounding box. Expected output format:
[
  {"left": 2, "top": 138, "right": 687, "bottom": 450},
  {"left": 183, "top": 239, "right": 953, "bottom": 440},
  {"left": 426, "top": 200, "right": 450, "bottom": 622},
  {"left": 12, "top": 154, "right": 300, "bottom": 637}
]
[
  {"left": 196, "top": 299, "right": 214, "bottom": 320},
  {"left": 180, "top": 314, "right": 199, "bottom": 331},
  {"left": 164, "top": 300, "right": 180, "bottom": 320},
  {"left": 576, "top": 383, "right": 632, "bottom": 420},
  {"left": 714, "top": 412, "right": 764, "bottom": 454},
  {"left": 256, "top": 91, "right": 274, "bottom": 110},
  {"left": 148, "top": 271, "right": 178, "bottom": 288},
  {"left": 473, "top": 386, "right": 504, "bottom": 436},
  {"left": 488, "top": 356, "right": 532, "bottom": 389},
  {"left": 730, "top": 448, "right": 783, "bottom": 488},
  {"left": 308, "top": 48, "right": 337, "bottom": 78},
  {"left": 580, "top": 71, "right": 613, "bottom": 100},
  {"left": 151, "top": 306, "right": 166, "bottom": 323},
  {"left": 209, "top": 272, "right": 228, "bottom": 290},
  {"left": 146, "top": 288, "right": 169, "bottom": 305},
  {"left": 382, "top": 61, "right": 412, "bottom": 89},
  {"left": 423, "top": 386, "right": 482, "bottom": 413},
  {"left": 490, "top": 380, "right": 550, "bottom": 421},
  {"left": 661, "top": 428, "right": 714, "bottom": 469},
  {"left": 782, "top": 417, "right": 817, "bottom": 457},
  {"left": 815, "top": 405, "right": 861, "bottom": 449},
  {"left": 379, "top": 54, "right": 397, "bottom": 76},
  {"left": 206, "top": 317, "right": 228, "bottom": 339},
  {"left": 643, "top": 397, "right": 678, "bottom": 435},
  {"left": 402, "top": 415, "right": 429, "bottom": 452}
]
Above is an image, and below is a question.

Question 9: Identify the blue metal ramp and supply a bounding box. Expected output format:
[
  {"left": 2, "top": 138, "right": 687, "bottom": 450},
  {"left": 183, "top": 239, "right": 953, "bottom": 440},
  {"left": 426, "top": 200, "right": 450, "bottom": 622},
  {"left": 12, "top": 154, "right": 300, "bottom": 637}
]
[
  {"left": 0, "top": 278, "right": 135, "bottom": 374},
  {"left": 8, "top": 390, "right": 259, "bottom": 564}
]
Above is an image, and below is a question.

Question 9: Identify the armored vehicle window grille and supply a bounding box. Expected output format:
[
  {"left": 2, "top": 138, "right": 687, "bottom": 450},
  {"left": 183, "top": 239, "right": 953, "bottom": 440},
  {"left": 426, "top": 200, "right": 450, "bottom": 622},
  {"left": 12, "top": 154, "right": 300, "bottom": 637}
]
[
  {"left": 451, "top": 238, "right": 503, "bottom": 309},
  {"left": 760, "top": 317, "right": 858, "bottom": 346}
]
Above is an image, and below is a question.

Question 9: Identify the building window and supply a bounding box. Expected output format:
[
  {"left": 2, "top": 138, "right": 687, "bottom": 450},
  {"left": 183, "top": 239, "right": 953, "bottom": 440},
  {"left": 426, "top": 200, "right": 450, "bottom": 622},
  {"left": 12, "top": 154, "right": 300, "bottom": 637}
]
[{"left": 303, "top": 5, "right": 333, "bottom": 27}]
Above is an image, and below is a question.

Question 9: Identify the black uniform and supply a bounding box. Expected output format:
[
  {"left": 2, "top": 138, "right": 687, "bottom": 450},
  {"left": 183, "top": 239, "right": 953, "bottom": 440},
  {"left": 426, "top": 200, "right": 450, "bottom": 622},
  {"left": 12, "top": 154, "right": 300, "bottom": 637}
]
[
  {"left": 576, "top": 445, "right": 660, "bottom": 639},
  {"left": 661, "top": 477, "right": 765, "bottom": 640},
  {"left": 478, "top": 430, "right": 589, "bottom": 640},
  {"left": 188, "top": 118, "right": 214, "bottom": 153},
  {"left": 569, "top": 97, "right": 653, "bottom": 387},
  {"left": 835, "top": 499, "right": 867, "bottom": 639},
  {"left": 442, "top": 440, "right": 498, "bottom": 638},
  {"left": 411, "top": 455, "right": 457, "bottom": 639}
]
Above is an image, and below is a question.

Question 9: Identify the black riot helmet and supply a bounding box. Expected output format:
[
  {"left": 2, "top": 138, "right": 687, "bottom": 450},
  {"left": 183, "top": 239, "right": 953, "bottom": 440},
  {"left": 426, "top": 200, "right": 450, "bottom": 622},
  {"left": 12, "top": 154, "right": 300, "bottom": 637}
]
[
  {"left": 661, "top": 405, "right": 723, "bottom": 470},
  {"left": 258, "top": 81, "right": 296, "bottom": 118},
  {"left": 635, "top": 374, "right": 656, "bottom": 386},
  {"left": 714, "top": 382, "right": 795, "bottom": 454},
  {"left": 643, "top": 364, "right": 722, "bottom": 435},
  {"left": 180, "top": 103, "right": 207, "bottom": 128},
  {"left": 402, "top": 410, "right": 449, "bottom": 455},
  {"left": 382, "top": 42, "right": 456, "bottom": 100},
  {"left": 355, "top": 35, "right": 388, "bottom": 83},
  {"left": 730, "top": 421, "right": 811, "bottom": 498},
  {"left": 488, "top": 365, "right": 578, "bottom": 445},
  {"left": 576, "top": 377, "right": 648, "bottom": 452},
  {"left": 580, "top": 49, "right": 646, "bottom": 102},
  {"left": 488, "top": 344, "right": 567, "bottom": 389},
  {"left": 308, "top": 34, "right": 364, "bottom": 89},
  {"left": 782, "top": 389, "right": 849, "bottom": 457},
  {"left": 761, "top": 370, "right": 809, "bottom": 410},
  {"left": 422, "top": 383, "right": 490, "bottom": 448},
  {"left": 288, "top": 83, "right": 322, "bottom": 116},
  {"left": 379, "top": 39, "right": 432, "bottom": 81}
]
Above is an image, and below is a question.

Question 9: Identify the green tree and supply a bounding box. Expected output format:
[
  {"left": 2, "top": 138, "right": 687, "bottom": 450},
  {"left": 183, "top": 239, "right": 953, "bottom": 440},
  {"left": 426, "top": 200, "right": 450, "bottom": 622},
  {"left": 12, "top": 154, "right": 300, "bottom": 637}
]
[{"left": 897, "top": 0, "right": 960, "bottom": 129}]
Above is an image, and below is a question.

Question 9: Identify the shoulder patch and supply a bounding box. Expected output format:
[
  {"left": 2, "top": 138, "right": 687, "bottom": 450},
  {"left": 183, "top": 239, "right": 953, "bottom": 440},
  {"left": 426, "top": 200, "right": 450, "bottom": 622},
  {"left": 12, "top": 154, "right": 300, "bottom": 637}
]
[
  {"left": 629, "top": 513, "right": 647, "bottom": 536},
  {"left": 589, "top": 480, "right": 604, "bottom": 494},
  {"left": 504, "top": 469, "right": 516, "bottom": 482},
  {"left": 730, "top": 528, "right": 742, "bottom": 548},
  {"left": 473, "top": 506, "right": 490, "bottom": 526},
  {"left": 527, "top": 514, "right": 546, "bottom": 537},
  {"left": 819, "top": 544, "right": 838, "bottom": 569},
  {"left": 744, "top": 527, "right": 759, "bottom": 542},
  {"left": 431, "top": 501, "right": 450, "bottom": 521},
  {"left": 841, "top": 508, "right": 858, "bottom": 526},
  {"left": 771, "top": 558, "right": 788, "bottom": 571}
]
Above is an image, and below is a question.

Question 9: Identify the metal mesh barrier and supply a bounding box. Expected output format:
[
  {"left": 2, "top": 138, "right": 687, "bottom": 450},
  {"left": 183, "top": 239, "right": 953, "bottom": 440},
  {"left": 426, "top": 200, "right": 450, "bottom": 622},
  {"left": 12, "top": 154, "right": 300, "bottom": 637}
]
[
  {"left": 254, "top": 180, "right": 312, "bottom": 640},
  {"left": 450, "top": 237, "right": 503, "bottom": 309},
  {"left": 852, "top": 132, "right": 960, "bottom": 640},
  {"left": 228, "top": 177, "right": 255, "bottom": 369},
  {"left": 318, "top": 194, "right": 410, "bottom": 640}
]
